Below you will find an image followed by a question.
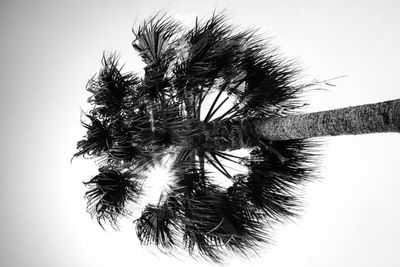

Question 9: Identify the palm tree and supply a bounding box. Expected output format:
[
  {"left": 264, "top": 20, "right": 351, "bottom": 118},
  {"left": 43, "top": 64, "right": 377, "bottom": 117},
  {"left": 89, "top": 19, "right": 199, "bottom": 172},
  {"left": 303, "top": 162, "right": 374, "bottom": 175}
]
[{"left": 74, "top": 13, "right": 400, "bottom": 263}]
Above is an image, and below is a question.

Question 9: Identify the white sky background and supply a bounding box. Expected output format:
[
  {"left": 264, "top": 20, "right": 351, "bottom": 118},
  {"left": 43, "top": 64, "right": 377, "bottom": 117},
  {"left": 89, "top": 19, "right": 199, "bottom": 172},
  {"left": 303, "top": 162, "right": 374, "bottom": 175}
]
[{"left": 1, "top": 0, "right": 400, "bottom": 266}]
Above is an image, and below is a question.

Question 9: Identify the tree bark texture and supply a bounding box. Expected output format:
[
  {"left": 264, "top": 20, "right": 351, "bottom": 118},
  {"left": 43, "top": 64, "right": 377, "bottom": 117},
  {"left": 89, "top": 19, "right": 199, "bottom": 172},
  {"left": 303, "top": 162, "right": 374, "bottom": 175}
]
[{"left": 252, "top": 99, "right": 400, "bottom": 141}]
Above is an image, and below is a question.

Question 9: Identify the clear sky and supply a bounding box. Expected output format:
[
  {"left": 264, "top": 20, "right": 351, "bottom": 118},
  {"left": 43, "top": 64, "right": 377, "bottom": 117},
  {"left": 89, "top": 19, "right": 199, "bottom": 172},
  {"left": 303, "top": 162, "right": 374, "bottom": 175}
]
[{"left": 1, "top": 0, "right": 400, "bottom": 266}]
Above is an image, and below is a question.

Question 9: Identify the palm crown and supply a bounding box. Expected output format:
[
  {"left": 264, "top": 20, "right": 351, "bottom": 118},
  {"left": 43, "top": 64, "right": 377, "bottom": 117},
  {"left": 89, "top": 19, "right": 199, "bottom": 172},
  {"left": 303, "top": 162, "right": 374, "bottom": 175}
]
[{"left": 75, "top": 12, "right": 318, "bottom": 262}]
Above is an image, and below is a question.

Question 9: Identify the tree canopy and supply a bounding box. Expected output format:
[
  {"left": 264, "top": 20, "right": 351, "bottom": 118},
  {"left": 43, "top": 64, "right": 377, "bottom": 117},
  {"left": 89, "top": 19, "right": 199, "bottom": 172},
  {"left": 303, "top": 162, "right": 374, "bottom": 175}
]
[{"left": 75, "top": 12, "right": 319, "bottom": 263}]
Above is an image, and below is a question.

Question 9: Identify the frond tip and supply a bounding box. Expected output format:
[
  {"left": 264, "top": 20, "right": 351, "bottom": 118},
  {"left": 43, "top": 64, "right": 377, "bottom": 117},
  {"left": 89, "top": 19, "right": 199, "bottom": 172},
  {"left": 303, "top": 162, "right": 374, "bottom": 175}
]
[{"left": 84, "top": 168, "right": 142, "bottom": 227}]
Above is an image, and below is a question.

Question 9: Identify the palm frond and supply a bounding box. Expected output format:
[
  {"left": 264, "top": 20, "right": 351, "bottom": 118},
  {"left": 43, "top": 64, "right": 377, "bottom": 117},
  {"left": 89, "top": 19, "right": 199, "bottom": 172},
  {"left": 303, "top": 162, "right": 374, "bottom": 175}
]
[
  {"left": 87, "top": 53, "right": 139, "bottom": 118},
  {"left": 106, "top": 118, "right": 143, "bottom": 161},
  {"left": 133, "top": 13, "right": 181, "bottom": 100},
  {"left": 133, "top": 13, "right": 180, "bottom": 63},
  {"left": 136, "top": 203, "right": 178, "bottom": 249},
  {"left": 74, "top": 115, "right": 112, "bottom": 158},
  {"left": 173, "top": 12, "right": 243, "bottom": 93},
  {"left": 84, "top": 168, "right": 142, "bottom": 228},
  {"left": 179, "top": 185, "right": 267, "bottom": 263},
  {"left": 232, "top": 139, "right": 318, "bottom": 222}
]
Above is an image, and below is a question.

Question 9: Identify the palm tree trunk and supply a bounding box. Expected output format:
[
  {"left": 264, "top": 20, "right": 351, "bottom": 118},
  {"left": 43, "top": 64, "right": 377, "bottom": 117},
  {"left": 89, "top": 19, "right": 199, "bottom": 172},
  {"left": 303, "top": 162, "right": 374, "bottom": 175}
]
[{"left": 252, "top": 99, "right": 400, "bottom": 141}]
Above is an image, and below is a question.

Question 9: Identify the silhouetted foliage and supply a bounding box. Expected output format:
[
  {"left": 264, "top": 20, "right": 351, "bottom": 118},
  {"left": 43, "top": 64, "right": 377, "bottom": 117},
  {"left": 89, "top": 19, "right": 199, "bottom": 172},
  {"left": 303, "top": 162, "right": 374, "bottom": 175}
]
[
  {"left": 75, "top": 12, "right": 318, "bottom": 263},
  {"left": 84, "top": 168, "right": 142, "bottom": 228}
]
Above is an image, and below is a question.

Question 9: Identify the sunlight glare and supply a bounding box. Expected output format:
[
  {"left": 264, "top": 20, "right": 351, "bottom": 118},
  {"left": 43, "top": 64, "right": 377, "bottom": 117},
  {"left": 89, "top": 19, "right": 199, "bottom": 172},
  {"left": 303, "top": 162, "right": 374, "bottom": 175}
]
[{"left": 139, "top": 155, "right": 176, "bottom": 208}]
